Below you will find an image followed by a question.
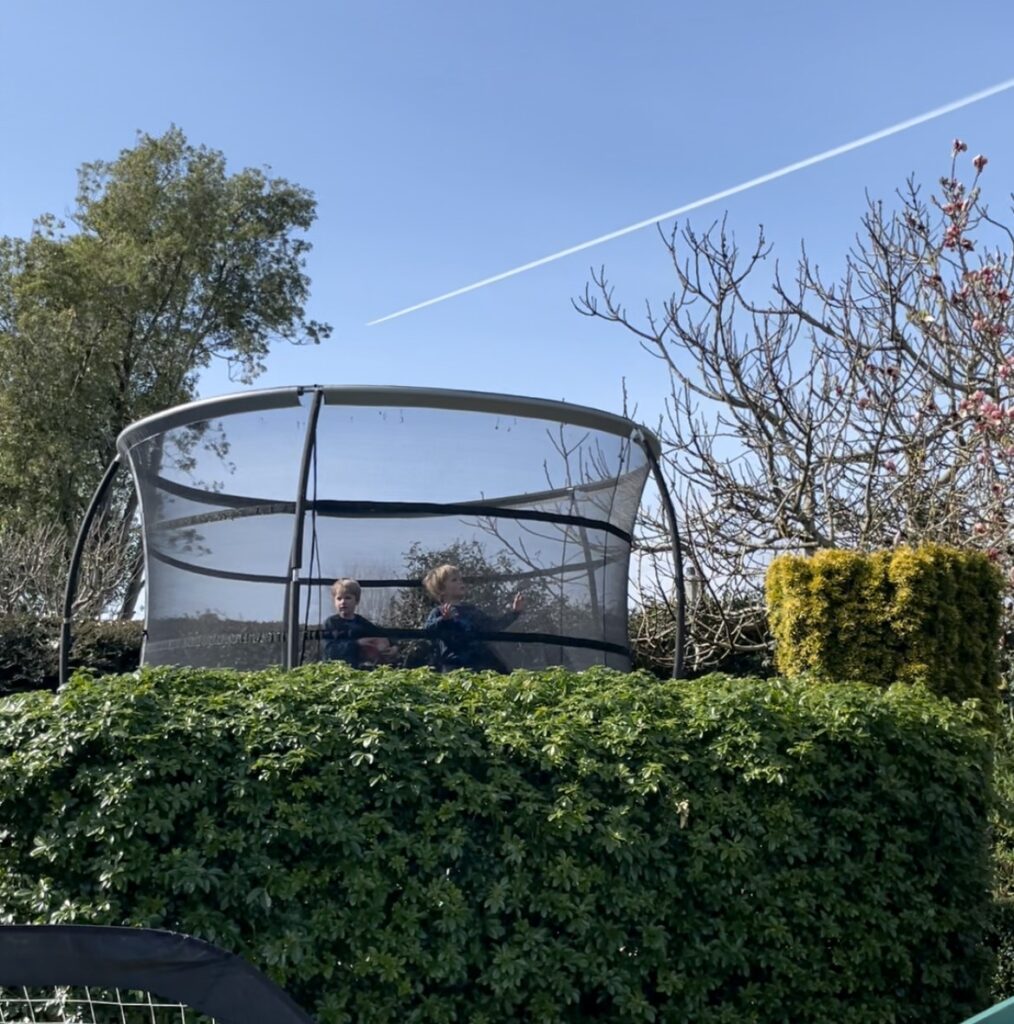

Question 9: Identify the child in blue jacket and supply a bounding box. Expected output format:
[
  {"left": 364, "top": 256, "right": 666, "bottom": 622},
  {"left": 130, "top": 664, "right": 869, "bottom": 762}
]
[
  {"left": 323, "top": 578, "right": 397, "bottom": 667},
  {"left": 422, "top": 564, "right": 524, "bottom": 673}
]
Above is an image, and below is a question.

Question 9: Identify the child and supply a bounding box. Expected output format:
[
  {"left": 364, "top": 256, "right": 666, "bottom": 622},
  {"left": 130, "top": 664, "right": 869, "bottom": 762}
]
[
  {"left": 322, "top": 578, "right": 397, "bottom": 667},
  {"left": 422, "top": 564, "right": 525, "bottom": 673}
]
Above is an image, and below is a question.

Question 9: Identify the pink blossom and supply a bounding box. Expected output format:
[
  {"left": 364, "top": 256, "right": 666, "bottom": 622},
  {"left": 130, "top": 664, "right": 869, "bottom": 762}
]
[
  {"left": 943, "top": 200, "right": 970, "bottom": 218},
  {"left": 973, "top": 153, "right": 989, "bottom": 173},
  {"left": 953, "top": 139, "right": 968, "bottom": 154}
]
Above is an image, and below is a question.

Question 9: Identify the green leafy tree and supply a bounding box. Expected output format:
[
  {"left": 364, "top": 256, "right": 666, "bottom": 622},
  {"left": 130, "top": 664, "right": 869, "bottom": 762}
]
[
  {"left": 0, "top": 126, "right": 330, "bottom": 614},
  {"left": 0, "top": 125, "right": 330, "bottom": 529}
]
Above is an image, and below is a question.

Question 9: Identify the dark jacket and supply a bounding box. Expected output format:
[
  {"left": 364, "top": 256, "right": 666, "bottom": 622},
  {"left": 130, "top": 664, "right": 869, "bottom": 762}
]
[
  {"left": 322, "top": 613, "right": 381, "bottom": 667},
  {"left": 423, "top": 603, "right": 519, "bottom": 673}
]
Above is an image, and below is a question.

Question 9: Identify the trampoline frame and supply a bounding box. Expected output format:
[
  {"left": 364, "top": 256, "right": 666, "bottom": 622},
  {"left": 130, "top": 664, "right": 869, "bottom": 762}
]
[{"left": 60, "top": 386, "right": 687, "bottom": 682}]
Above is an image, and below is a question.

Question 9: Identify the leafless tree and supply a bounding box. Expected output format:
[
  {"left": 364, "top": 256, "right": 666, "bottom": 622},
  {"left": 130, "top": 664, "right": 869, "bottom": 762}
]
[
  {"left": 0, "top": 518, "right": 137, "bottom": 620},
  {"left": 577, "top": 144, "right": 1014, "bottom": 673}
]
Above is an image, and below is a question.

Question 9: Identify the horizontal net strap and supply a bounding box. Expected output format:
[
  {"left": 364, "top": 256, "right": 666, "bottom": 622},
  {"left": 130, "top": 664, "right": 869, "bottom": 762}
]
[
  {"left": 144, "top": 628, "right": 630, "bottom": 659},
  {"left": 146, "top": 468, "right": 627, "bottom": 514},
  {"left": 313, "top": 501, "right": 631, "bottom": 542},
  {"left": 152, "top": 498, "right": 631, "bottom": 543},
  {"left": 148, "top": 547, "right": 626, "bottom": 587}
]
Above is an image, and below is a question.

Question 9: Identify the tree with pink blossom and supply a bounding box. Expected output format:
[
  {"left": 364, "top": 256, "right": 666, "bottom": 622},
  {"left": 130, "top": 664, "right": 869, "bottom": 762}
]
[{"left": 577, "top": 144, "right": 1014, "bottom": 673}]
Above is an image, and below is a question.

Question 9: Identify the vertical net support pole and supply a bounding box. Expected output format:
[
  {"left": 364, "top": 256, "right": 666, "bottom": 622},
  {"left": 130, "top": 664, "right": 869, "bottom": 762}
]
[
  {"left": 638, "top": 437, "right": 688, "bottom": 679},
  {"left": 284, "top": 387, "right": 325, "bottom": 671},
  {"left": 59, "top": 456, "right": 123, "bottom": 686}
]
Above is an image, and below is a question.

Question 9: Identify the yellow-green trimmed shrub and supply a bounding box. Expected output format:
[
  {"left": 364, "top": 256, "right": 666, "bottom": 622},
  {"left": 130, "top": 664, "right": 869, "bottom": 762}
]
[{"left": 766, "top": 545, "right": 1002, "bottom": 704}]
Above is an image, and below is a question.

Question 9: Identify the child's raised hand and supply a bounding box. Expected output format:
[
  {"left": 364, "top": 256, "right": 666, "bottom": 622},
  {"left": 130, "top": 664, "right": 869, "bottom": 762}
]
[
  {"left": 439, "top": 603, "right": 456, "bottom": 619},
  {"left": 511, "top": 593, "right": 525, "bottom": 613}
]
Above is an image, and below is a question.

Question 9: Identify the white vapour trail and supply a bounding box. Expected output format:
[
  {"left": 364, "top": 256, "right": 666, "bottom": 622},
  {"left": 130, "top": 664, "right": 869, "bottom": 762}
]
[{"left": 367, "top": 77, "right": 1014, "bottom": 327}]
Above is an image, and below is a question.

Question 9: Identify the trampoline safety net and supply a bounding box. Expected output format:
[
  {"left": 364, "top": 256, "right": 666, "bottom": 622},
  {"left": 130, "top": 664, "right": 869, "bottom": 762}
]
[{"left": 118, "top": 387, "right": 659, "bottom": 673}]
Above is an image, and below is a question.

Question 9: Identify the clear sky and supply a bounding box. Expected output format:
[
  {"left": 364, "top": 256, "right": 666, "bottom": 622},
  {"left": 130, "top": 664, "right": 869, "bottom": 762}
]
[{"left": 3, "top": 0, "right": 1014, "bottom": 429}]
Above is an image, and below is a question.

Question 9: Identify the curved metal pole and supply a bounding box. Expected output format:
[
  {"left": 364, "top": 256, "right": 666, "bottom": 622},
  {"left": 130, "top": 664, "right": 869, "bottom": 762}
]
[
  {"left": 284, "top": 387, "right": 325, "bottom": 670},
  {"left": 645, "top": 449, "right": 688, "bottom": 679},
  {"left": 59, "top": 456, "right": 122, "bottom": 686}
]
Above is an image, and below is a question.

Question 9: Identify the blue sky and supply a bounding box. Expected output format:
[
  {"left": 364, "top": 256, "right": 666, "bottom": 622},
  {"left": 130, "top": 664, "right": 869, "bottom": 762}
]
[{"left": 3, "top": 0, "right": 1014, "bottom": 429}]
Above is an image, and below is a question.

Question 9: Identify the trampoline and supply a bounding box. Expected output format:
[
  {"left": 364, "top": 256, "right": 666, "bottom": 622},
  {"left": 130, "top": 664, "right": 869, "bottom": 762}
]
[
  {"left": 60, "top": 386, "right": 686, "bottom": 680},
  {"left": 0, "top": 924, "right": 314, "bottom": 1023}
]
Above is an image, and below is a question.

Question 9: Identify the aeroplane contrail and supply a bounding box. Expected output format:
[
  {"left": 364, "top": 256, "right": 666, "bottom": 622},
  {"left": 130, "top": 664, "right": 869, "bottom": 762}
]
[{"left": 367, "top": 76, "right": 1014, "bottom": 327}]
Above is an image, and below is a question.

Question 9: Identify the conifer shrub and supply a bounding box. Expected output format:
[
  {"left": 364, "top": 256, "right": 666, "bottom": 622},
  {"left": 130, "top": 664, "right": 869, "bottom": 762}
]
[
  {"left": 0, "top": 615, "right": 53, "bottom": 692},
  {"left": 68, "top": 619, "right": 143, "bottom": 678},
  {"left": 766, "top": 544, "right": 1002, "bottom": 705},
  {"left": 0, "top": 665, "right": 993, "bottom": 1023},
  {"left": 0, "top": 617, "right": 142, "bottom": 694}
]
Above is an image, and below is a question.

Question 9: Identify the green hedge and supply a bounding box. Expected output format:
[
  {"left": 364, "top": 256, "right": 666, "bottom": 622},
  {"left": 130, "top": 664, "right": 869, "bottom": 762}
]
[
  {"left": 766, "top": 545, "right": 1002, "bottom": 705},
  {"left": 0, "top": 617, "right": 142, "bottom": 693},
  {"left": 0, "top": 666, "right": 994, "bottom": 1023},
  {"left": 989, "top": 709, "right": 1014, "bottom": 999}
]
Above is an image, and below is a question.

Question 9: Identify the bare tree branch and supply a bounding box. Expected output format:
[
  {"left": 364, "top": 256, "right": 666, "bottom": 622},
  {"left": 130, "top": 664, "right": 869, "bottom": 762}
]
[{"left": 579, "top": 144, "right": 1014, "bottom": 673}]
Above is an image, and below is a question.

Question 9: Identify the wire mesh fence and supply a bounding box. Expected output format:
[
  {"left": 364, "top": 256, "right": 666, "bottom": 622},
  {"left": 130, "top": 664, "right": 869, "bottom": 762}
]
[{"left": 0, "top": 984, "right": 215, "bottom": 1023}]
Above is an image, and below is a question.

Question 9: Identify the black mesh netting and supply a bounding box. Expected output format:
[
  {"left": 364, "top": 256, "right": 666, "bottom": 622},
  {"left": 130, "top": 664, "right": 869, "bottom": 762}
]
[{"left": 121, "top": 388, "right": 657, "bottom": 672}]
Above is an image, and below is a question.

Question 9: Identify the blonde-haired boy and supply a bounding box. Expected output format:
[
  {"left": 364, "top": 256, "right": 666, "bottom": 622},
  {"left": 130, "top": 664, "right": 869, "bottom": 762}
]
[
  {"left": 323, "top": 578, "right": 397, "bottom": 667},
  {"left": 422, "top": 564, "right": 524, "bottom": 673}
]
